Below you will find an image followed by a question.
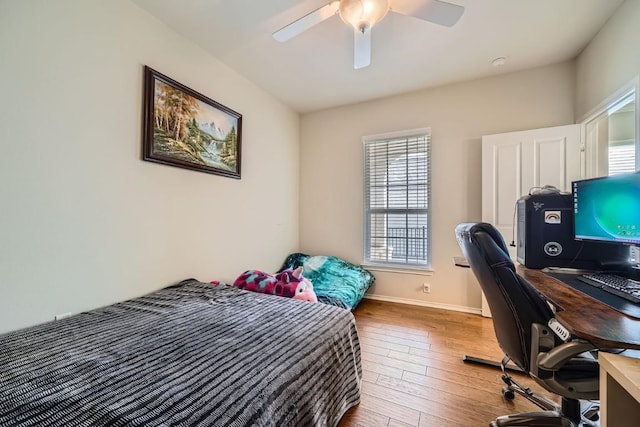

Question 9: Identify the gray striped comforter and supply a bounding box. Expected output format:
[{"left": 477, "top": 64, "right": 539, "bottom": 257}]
[{"left": 0, "top": 279, "right": 362, "bottom": 426}]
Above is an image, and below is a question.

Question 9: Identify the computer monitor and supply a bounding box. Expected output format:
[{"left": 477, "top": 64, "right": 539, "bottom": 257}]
[{"left": 573, "top": 172, "right": 640, "bottom": 246}]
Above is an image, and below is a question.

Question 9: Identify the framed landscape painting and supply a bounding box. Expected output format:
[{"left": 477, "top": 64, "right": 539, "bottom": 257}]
[{"left": 142, "top": 66, "right": 242, "bottom": 179}]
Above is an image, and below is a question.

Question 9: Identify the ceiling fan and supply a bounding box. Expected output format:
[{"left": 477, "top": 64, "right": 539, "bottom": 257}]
[{"left": 273, "top": 0, "right": 464, "bottom": 69}]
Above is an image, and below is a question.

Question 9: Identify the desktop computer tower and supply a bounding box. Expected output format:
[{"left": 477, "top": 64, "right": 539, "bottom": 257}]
[{"left": 516, "top": 192, "right": 628, "bottom": 269}]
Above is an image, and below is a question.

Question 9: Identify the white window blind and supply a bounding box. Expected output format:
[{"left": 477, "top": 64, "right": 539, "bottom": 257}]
[
  {"left": 608, "top": 141, "right": 636, "bottom": 175},
  {"left": 363, "top": 129, "right": 431, "bottom": 267}
]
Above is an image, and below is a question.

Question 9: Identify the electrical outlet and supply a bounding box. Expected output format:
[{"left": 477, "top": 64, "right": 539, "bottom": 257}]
[
  {"left": 54, "top": 312, "right": 72, "bottom": 321},
  {"left": 423, "top": 283, "right": 431, "bottom": 293}
]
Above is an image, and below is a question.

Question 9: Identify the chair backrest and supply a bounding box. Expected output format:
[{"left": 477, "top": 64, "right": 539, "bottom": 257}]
[{"left": 455, "top": 222, "right": 558, "bottom": 372}]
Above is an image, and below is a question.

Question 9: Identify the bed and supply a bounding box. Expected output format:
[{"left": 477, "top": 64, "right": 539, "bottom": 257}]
[{"left": 0, "top": 279, "right": 361, "bottom": 426}]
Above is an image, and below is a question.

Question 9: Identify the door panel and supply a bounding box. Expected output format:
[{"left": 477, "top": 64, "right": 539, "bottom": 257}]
[
  {"left": 494, "top": 143, "right": 521, "bottom": 232},
  {"left": 534, "top": 137, "right": 568, "bottom": 189},
  {"left": 479, "top": 124, "right": 581, "bottom": 317}
]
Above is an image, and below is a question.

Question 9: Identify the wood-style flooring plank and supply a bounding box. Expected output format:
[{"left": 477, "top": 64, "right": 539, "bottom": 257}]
[
  {"left": 357, "top": 392, "right": 421, "bottom": 425},
  {"left": 418, "top": 412, "right": 461, "bottom": 427},
  {"left": 361, "top": 359, "right": 404, "bottom": 379},
  {"left": 358, "top": 324, "right": 431, "bottom": 341},
  {"left": 362, "top": 369, "right": 380, "bottom": 384},
  {"left": 363, "top": 380, "right": 500, "bottom": 424},
  {"left": 360, "top": 336, "right": 411, "bottom": 353},
  {"left": 388, "top": 419, "right": 415, "bottom": 427},
  {"left": 360, "top": 330, "right": 431, "bottom": 351},
  {"left": 361, "top": 350, "right": 427, "bottom": 375},
  {"left": 340, "top": 299, "right": 563, "bottom": 427},
  {"left": 378, "top": 373, "right": 520, "bottom": 415},
  {"left": 339, "top": 407, "right": 390, "bottom": 427}
]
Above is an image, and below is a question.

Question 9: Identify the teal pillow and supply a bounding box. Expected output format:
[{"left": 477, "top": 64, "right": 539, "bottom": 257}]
[{"left": 279, "top": 253, "right": 374, "bottom": 309}]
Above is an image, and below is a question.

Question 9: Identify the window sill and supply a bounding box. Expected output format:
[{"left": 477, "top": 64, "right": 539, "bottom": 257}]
[{"left": 361, "top": 263, "right": 434, "bottom": 276}]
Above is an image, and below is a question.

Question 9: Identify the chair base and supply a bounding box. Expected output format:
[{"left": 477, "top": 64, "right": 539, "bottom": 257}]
[
  {"left": 491, "top": 410, "right": 576, "bottom": 427},
  {"left": 490, "top": 406, "right": 599, "bottom": 427},
  {"left": 497, "top": 360, "right": 599, "bottom": 427},
  {"left": 462, "top": 354, "right": 526, "bottom": 373}
]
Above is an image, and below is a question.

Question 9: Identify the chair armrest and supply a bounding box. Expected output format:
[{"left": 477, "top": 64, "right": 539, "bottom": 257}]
[{"left": 537, "top": 341, "right": 597, "bottom": 370}]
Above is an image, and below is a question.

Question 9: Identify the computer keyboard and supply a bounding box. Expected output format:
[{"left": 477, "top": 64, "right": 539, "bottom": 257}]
[{"left": 578, "top": 273, "right": 640, "bottom": 304}]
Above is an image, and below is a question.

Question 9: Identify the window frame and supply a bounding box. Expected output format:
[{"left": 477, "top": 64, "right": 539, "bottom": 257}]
[
  {"left": 580, "top": 79, "right": 639, "bottom": 177},
  {"left": 362, "top": 128, "right": 432, "bottom": 271}
]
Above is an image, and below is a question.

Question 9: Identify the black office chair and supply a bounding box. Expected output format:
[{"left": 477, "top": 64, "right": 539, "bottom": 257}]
[{"left": 455, "top": 222, "right": 600, "bottom": 427}]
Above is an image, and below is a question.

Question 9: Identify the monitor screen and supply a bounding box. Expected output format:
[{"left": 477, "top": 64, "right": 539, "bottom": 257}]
[{"left": 573, "top": 172, "right": 640, "bottom": 245}]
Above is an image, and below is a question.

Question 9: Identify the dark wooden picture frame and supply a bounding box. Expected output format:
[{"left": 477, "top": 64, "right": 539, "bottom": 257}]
[{"left": 142, "top": 66, "right": 242, "bottom": 179}]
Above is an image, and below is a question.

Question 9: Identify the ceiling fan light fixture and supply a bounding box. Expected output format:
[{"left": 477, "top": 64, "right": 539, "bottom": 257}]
[{"left": 339, "top": 0, "right": 390, "bottom": 32}]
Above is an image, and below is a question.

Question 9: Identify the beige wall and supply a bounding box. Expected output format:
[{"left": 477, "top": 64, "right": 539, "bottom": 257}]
[
  {"left": 576, "top": 0, "right": 640, "bottom": 119},
  {"left": 300, "top": 63, "right": 575, "bottom": 312},
  {"left": 0, "top": 0, "right": 299, "bottom": 333},
  {"left": 3, "top": 0, "right": 632, "bottom": 332}
]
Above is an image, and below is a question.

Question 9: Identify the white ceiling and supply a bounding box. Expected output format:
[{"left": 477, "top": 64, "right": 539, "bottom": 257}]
[{"left": 131, "top": 0, "right": 624, "bottom": 113}]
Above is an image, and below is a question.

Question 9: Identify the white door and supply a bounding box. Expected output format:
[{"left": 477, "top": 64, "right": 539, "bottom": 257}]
[{"left": 479, "top": 124, "right": 582, "bottom": 316}]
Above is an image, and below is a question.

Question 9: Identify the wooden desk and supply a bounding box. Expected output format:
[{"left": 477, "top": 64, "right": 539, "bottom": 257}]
[
  {"left": 517, "top": 266, "right": 640, "bottom": 350},
  {"left": 599, "top": 352, "right": 640, "bottom": 427}
]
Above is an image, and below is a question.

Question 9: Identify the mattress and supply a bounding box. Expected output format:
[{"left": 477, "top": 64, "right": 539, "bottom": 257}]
[{"left": 0, "top": 279, "right": 361, "bottom": 426}]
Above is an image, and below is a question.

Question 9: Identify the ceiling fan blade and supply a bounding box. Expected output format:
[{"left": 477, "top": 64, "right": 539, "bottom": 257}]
[
  {"left": 393, "top": 0, "right": 464, "bottom": 27},
  {"left": 353, "top": 27, "right": 372, "bottom": 69},
  {"left": 273, "top": 1, "right": 340, "bottom": 42}
]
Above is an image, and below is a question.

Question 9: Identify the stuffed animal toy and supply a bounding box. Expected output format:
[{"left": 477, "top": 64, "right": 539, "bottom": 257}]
[{"left": 233, "top": 267, "right": 318, "bottom": 303}]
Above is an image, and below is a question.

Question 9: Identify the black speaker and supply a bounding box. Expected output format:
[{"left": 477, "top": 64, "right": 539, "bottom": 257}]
[{"left": 516, "top": 192, "right": 628, "bottom": 269}]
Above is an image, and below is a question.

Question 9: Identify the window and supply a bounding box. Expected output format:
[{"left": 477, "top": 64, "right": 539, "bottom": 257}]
[
  {"left": 363, "top": 129, "right": 431, "bottom": 268},
  {"left": 608, "top": 141, "right": 635, "bottom": 175}
]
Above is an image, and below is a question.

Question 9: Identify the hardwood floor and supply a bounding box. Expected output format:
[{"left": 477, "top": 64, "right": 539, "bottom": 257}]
[{"left": 339, "top": 299, "right": 558, "bottom": 427}]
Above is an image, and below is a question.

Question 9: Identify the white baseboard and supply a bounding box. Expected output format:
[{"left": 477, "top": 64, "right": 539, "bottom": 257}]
[{"left": 363, "top": 294, "right": 482, "bottom": 315}]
